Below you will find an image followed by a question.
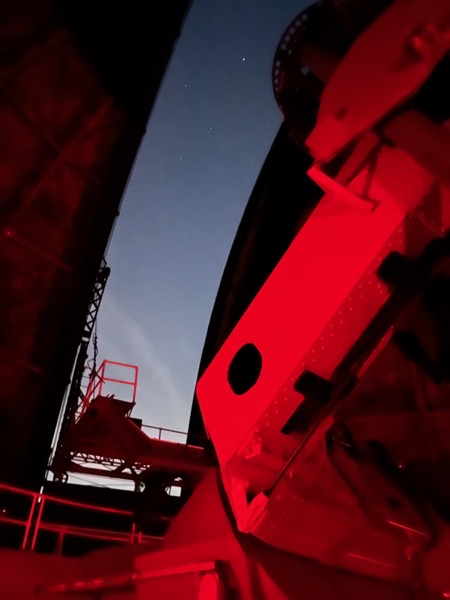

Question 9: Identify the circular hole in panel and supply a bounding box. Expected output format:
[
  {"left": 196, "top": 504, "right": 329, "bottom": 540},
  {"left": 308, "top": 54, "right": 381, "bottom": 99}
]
[{"left": 228, "top": 343, "right": 262, "bottom": 395}]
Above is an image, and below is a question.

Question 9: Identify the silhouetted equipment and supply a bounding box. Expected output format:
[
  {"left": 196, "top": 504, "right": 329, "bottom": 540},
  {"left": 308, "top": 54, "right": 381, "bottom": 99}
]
[{"left": 0, "top": 0, "right": 191, "bottom": 489}]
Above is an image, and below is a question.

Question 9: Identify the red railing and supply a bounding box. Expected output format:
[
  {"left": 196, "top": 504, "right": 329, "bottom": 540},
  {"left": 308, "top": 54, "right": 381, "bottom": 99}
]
[
  {"left": 80, "top": 360, "right": 139, "bottom": 416},
  {"left": 0, "top": 482, "right": 160, "bottom": 554}
]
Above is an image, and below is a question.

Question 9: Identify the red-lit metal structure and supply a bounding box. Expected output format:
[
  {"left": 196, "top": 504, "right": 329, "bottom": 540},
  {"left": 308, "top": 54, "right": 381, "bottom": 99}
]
[
  {"left": 0, "top": 0, "right": 191, "bottom": 491},
  {"left": 1, "top": 0, "right": 450, "bottom": 598},
  {"left": 79, "top": 360, "right": 139, "bottom": 416},
  {"left": 0, "top": 481, "right": 161, "bottom": 553},
  {"left": 50, "top": 358, "right": 209, "bottom": 495}
]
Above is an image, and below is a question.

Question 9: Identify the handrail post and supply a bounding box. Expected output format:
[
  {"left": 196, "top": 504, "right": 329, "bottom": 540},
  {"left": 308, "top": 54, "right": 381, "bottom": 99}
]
[
  {"left": 22, "top": 492, "right": 38, "bottom": 550},
  {"left": 56, "top": 526, "right": 66, "bottom": 554},
  {"left": 30, "top": 495, "right": 45, "bottom": 551}
]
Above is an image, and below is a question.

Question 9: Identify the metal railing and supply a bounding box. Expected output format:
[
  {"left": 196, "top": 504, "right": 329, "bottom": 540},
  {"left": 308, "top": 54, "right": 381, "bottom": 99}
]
[
  {"left": 79, "top": 360, "right": 139, "bottom": 417},
  {"left": 141, "top": 424, "right": 188, "bottom": 444},
  {"left": 140, "top": 424, "right": 207, "bottom": 449},
  {"left": 0, "top": 482, "right": 160, "bottom": 554}
]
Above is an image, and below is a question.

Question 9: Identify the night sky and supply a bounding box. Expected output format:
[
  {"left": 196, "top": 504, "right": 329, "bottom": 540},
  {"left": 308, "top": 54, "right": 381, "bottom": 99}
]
[{"left": 96, "top": 1, "right": 309, "bottom": 435}]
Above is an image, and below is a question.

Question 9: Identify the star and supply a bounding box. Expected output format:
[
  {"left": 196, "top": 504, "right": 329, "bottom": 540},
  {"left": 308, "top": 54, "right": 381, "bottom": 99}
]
[{"left": 242, "top": 57, "right": 246, "bottom": 62}]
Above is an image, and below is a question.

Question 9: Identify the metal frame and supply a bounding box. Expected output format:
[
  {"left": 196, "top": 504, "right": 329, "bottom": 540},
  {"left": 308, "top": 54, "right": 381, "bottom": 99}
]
[{"left": 0, "top": 482, "right": 160, "bottom": 554}]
